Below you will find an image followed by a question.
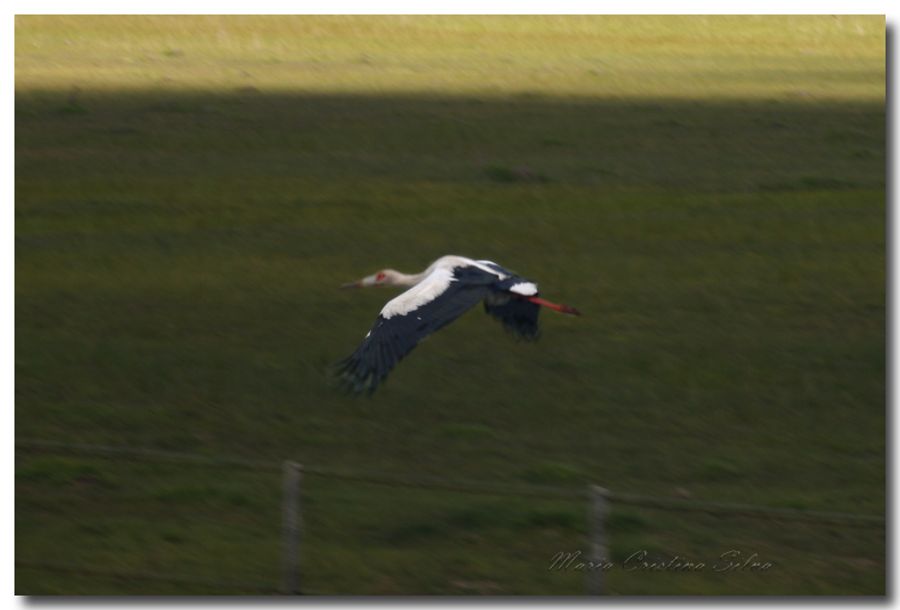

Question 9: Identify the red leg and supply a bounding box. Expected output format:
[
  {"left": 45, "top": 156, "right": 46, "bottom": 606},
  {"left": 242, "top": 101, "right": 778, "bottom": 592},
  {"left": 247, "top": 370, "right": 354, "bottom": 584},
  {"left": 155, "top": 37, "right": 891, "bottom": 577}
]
[{"left": 526, "top": 296, "right": 581, "bottom": 316}]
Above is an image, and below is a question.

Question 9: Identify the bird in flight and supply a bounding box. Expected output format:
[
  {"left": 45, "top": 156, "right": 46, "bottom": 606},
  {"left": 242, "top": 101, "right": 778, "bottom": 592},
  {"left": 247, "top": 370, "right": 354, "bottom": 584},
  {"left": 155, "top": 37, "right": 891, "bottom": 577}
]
[{"left": 337, "top": 255, "right": 580, "bottom": 394}]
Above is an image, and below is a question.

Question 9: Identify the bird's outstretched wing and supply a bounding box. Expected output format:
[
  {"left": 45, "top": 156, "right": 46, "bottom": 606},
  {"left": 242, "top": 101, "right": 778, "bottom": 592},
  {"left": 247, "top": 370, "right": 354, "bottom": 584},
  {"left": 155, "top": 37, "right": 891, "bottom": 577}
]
[{"left": 336, "top": 266, "right": 496, "bottom": 394}]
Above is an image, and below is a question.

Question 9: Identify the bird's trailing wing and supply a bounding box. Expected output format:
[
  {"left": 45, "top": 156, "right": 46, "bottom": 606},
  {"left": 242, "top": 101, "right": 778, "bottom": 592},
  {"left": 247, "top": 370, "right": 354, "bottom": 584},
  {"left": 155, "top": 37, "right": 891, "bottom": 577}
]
[
  {"left": 481, "top": 273, "right": 541, "bottom": 340},
  {"left": 483, "top": 294, "right": 541, "bottom": 340}
]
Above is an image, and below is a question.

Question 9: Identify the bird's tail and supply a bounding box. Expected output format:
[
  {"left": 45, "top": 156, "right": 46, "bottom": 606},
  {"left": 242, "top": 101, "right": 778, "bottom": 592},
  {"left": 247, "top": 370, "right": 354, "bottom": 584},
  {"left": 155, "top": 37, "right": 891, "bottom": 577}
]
[{"left": 526, "top": 296, "right": 581, "bottom": 316}]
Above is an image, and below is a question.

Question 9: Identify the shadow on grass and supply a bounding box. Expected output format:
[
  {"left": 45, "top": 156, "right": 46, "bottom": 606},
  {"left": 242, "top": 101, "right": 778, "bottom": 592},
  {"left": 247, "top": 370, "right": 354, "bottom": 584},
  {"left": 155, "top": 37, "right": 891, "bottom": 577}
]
[{"left": 15, "top": 88, "right": 885, "bottom": 194}]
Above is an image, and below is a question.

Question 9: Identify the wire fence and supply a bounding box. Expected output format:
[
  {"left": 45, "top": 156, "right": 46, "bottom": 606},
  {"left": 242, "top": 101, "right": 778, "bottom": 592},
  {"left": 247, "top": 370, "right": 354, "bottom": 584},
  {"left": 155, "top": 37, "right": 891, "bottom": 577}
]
[{"left": 15, "top": 438, "right": 886, "bottom": 595}]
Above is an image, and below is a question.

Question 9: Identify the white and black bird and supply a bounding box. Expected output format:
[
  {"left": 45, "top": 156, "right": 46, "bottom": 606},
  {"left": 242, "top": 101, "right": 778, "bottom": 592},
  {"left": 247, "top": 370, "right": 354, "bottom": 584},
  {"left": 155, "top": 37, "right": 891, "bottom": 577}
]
[{"left": 337, "top": 255, "right": 580, "bottom": 394}]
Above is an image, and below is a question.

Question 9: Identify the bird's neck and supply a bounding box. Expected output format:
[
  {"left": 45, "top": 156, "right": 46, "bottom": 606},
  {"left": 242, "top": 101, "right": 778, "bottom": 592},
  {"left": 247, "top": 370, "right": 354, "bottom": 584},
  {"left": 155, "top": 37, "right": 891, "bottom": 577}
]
[{"left": 390, "top": 271, "right": 427, "bottom": 287}]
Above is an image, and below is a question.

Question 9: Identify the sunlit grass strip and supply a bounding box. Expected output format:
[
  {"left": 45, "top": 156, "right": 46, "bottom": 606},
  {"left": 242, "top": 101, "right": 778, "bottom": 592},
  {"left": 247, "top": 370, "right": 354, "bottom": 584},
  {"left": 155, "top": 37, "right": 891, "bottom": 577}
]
[{"left": 15, "top": 15, "right": 885, "bottom": 101}]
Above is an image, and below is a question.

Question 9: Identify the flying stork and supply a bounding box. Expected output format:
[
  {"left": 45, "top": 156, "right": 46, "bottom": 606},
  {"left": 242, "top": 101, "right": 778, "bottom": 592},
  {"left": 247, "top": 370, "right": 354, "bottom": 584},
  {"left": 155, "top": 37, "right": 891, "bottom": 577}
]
[{"left": 337, "top": 255, "right": 580, "bottom": 394}]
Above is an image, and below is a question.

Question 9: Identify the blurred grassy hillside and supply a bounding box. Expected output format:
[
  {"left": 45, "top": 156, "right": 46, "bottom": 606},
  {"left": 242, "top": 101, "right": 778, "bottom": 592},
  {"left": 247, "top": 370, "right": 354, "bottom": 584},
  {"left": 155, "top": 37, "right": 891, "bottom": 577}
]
[
  {"left": 15, "top": 16, "right": 885, "bottom": 595},
  {"left": 16, "top": 15, "right": 884, "bottom": 99}
]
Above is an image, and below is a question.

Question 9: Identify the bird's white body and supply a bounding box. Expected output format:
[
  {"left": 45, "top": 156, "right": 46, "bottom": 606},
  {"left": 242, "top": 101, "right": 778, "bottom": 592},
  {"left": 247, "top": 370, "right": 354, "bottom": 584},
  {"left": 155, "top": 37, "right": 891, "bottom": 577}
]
[
  {"left": 508, "top": 281, "right": 539, "bottom": 296},
  {"left": 381, "top": 265, "right": 455, "bottom": 319},
  {"left": 379, "top": 255, "right": 536, "bottom": 319}
]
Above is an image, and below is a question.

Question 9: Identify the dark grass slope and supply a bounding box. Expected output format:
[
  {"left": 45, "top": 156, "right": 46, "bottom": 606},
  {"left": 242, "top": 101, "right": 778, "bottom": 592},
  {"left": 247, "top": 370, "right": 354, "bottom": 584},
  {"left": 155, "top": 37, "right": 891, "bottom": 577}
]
[{"left": 16, "top": 85, "right": 885, "bottom": 593}]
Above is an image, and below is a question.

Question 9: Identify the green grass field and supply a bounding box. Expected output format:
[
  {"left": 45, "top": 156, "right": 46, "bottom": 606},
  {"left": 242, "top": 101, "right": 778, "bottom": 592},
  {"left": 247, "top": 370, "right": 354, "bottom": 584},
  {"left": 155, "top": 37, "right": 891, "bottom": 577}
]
[{"left": 15, "top": 15, "right": 885, "bottom": 595}]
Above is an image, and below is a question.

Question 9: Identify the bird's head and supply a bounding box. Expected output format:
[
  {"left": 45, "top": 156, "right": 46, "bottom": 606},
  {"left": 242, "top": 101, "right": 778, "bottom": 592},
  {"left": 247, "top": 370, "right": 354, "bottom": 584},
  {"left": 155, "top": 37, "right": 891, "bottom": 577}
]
[{"left": 341, "top": 269, "right": 400, "bottom": 289}]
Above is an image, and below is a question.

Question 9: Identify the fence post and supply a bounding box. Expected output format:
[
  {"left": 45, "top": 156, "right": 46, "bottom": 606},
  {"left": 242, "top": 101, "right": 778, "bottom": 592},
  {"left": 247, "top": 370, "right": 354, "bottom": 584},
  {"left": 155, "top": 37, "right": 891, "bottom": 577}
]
[
  {"left": 586, "top": 485, "right": 609, "bottom": 595},
  {"left": 281, "top": 460, "right": 303, "bottom": 595}
]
